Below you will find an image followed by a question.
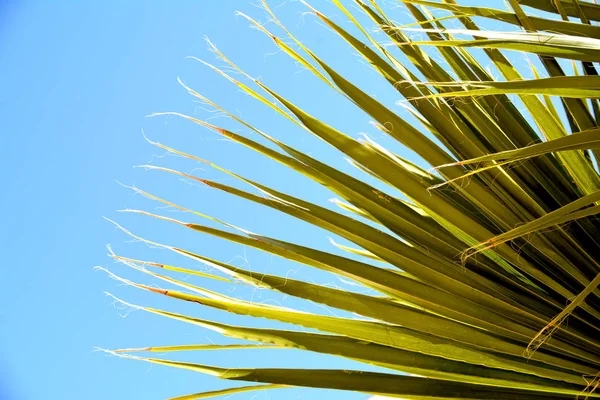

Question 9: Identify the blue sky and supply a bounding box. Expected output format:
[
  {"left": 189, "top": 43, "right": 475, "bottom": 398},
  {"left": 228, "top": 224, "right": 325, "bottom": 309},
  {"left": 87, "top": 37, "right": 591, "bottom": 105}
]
[
  {"left": 0, "top": 0, "right": 554, "bottom": 399},
  {"left": 0, "top": 1, "right": 424, "bottom": 399}
]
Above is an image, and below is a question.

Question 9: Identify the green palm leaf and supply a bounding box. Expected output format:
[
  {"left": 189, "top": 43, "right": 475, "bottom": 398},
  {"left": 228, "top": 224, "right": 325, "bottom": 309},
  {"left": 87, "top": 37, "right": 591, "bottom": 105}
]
[{"left": 102, "top": 0, "right": 600, "bottom": 398}]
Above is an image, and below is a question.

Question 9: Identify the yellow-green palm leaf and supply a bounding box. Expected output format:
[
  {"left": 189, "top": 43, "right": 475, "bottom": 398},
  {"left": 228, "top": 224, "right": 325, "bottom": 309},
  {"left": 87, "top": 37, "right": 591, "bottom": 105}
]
[{"left": 102, "top": 0, "right": 600, "bottom": 398}]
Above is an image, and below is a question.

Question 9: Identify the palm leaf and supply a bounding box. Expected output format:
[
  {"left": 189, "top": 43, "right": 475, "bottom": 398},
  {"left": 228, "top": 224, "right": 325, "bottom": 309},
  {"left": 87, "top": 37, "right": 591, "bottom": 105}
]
[{"left": 102, "top": 0, "right": 600, "bottom": 398}]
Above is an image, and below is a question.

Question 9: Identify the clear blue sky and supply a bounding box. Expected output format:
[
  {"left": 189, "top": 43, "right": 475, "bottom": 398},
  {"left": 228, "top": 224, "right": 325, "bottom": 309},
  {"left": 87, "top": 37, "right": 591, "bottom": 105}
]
[{"left": 0, "top": 1, "right": 544, "bottom": 399}]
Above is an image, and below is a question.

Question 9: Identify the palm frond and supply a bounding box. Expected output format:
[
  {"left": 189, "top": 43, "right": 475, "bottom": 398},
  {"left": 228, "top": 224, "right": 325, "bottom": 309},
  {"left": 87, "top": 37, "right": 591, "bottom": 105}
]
[{"left": 103, "top": 0, "right": 600, "bottom": 398}]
